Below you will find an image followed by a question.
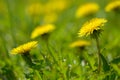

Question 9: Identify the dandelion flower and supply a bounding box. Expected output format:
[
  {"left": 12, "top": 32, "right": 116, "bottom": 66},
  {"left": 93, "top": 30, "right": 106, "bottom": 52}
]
[
  {"left": 44, "top": 0, "right": 67, "bottom": 13},
  {"left": 26, "top": 3, "right": 43, "bottom": 16},
  {"left": 78, "top": 18, "right": 107, "bottom": 73},
  {"left": 0, "top": 2, "right": 7, "bottom": 15},
  {"left": 43, "top": 13, "right": 58, "bottom": 23},
  {"left": 11, "top": 41, "right": 38, "bottom": 54},
  {"left": 31, "top": 24, "right": 55, "bottom": 39},
  {"left": 53, "top": 0, "right": 67, "bottom": 12},
  {"left": 78, "top": 18, "right": 107, "bottom": 37},
  {"left": 76, "top": 3, "right": 99, "bottom": 18},
  {"left": 105, "top": 1, "right": 120, "bottom": 12},
  {"left": 69, "top": 40, "right": 90, "bottom": 48}
]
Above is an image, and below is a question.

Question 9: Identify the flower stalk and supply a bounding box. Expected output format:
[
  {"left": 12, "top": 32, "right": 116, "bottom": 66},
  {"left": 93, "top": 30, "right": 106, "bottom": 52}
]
[
  {"left": 21, "top": 52, "right": 33, "bottom": 67},
  {"left": 78, "top": 18, "right": 107, "bottom": 74},
  {"left": 95, "top": 37, "right": 101, "bottom": 73}
]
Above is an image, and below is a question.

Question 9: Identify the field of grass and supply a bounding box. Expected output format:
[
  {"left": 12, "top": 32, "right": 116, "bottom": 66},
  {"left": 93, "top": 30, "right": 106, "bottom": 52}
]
[{"left": 0, "top": 0, "right": 120, "bottom": 80}]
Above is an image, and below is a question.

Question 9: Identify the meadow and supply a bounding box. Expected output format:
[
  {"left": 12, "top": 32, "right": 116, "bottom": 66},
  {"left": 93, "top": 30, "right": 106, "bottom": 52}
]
[{"left": 0, "top": 0, "right": 120, "bottom": 80}]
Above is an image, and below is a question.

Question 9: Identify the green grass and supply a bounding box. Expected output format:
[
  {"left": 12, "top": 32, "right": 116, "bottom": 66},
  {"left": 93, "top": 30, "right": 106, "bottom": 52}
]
[{"left": 0, "top": 0, "right": 120, "bottom": 80}]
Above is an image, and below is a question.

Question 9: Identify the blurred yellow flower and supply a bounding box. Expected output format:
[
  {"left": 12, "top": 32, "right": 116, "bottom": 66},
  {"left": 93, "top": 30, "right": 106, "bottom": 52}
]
[
  {"left": 26, "top": 3, "right": 43, "bottom": 16},
  {"left": 0, "top": 1, "right": 7, "bottom": 14},
  {"left": 76, "top": 3, "right": 99, "bottom": 18},
  {"left": 53, "top": 0, "right": 67, "bottom": 12},
  {"left": 43, "top": 13, "right": 58, "bottom": 23},
  {"left": 43, "top": 0, "right": 67, "bottom": 14},
  {"left": 11, "top": 41, "right": 38, "bottom": 54},
  {"left": 105, "top": 1, "right": 120, "bottom": 12},
  {"left": 78, "top": 18, "right": 107, "bottom": 37},
  {"left": 70, "top": 40, "right": 90, "bottom": 48},
  {"left": 31, "top": 24, "right": 55, "bottom": 39}
]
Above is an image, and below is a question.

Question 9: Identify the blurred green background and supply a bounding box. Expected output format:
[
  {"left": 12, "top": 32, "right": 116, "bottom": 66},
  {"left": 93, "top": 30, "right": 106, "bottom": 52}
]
[{"left": 0, "top": 0, "right": 120, "bottom": 80}]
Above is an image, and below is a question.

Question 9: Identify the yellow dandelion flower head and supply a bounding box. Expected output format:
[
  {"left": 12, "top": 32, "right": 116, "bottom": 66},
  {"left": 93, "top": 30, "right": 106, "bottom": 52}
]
[
  {"left": 76, "top": 3, "right": 99, "bottom": 18},
  {"left": 53, "top": 0, "right": 67, "bottom": 11},
  {"left": 11, "top": 41, "right": 38, "bottom": 54},
  {"left": 43, "top": 13, "right": 58, "bottom": 23},
  {"left": 44, "top": 0, "right": 67, "bottom": 14},
  {"left": 26, "top": 3, "right": 43, "bottom": 16},
  {"left": 105, "top": 0, "right": 120, "bottom": 12},
  {"left": 43, "top": 2, "right": 54, "bottom": 14},
  {"left": 78, "top": 18, "right": 107, "bottom": 37},
  {"left": 0, "top": 1, "right": 7, "bottom": 14},
  {"left": 31, "top": 24, "right": 55, "bottom": 39},
  {"left": 70, "top": 40, "right": 90, "bottom": 48}
]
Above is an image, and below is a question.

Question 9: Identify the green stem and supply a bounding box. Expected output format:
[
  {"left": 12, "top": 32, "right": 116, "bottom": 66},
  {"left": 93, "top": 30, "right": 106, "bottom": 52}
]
[
  {"left": 22, "top": 52, "right": 43, "bottom": 79},
  {"left": 45, "top": 38, "right": 59, "bottom": 66},
  {"left": 46, "top": 40, "right": 66, "bottom": 80},
  {"left": 35, "top": 70, "right": 42, "bottom": 80},
  {"left": 21, "top": 52, "right": 33, "bottom": 67},
  {"left": 95, "top": 37, "right": 101, "bottom": 74}
]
